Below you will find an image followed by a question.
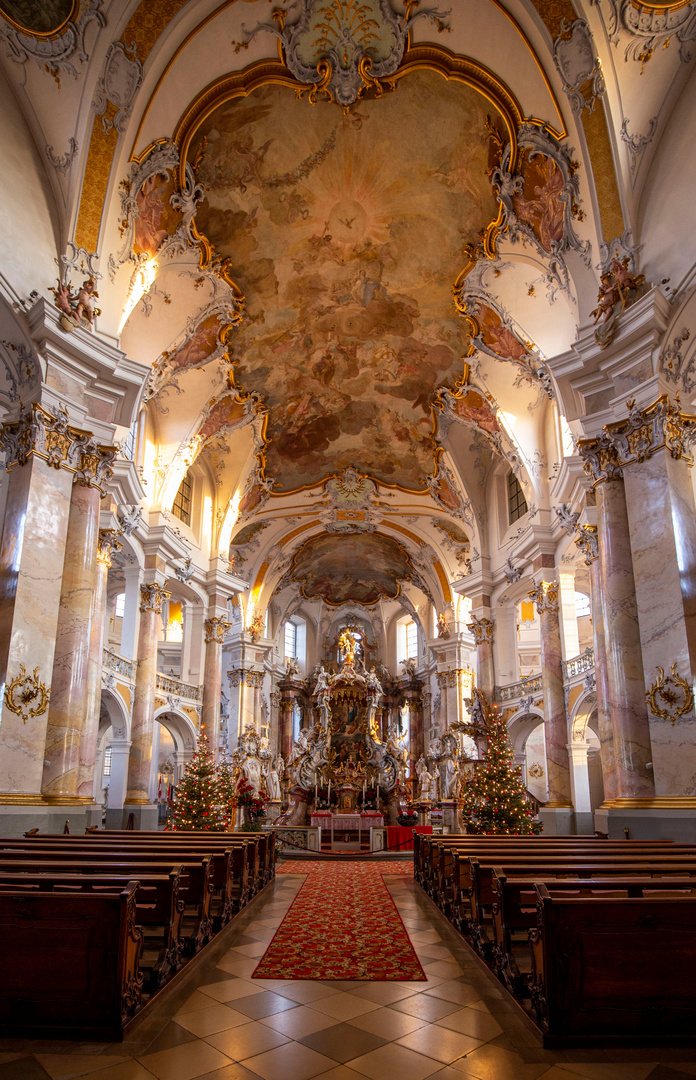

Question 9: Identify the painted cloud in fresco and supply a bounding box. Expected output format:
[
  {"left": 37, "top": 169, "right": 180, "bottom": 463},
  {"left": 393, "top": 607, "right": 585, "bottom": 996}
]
[
  {"left": 512, "top": 150, "right": 565, "bottom": 254},
  {"left": 189, "top": 71, "right": 500, "bottom": 493},
  {"left": 289, "top": 532, "right": 416, "bottom": 606}
]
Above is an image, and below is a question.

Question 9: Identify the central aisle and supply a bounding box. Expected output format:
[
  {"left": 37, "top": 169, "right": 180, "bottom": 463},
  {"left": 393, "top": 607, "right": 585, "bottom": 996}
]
[
  {"left": 253, "top": 861, "right": 424, "bottom": 981},
  {"left": 0, "top": 863, "right": 693, "bottom": 1080}
]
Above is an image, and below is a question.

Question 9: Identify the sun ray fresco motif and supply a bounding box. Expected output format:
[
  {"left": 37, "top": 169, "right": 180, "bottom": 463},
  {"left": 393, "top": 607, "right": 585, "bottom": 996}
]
[{"left": 189, "top": 70, "right": 501, "bottom": 493}]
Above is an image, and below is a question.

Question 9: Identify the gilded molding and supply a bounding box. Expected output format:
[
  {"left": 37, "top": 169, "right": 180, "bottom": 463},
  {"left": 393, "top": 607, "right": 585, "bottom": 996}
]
[
  {"left": 228, "top": 668, "right": 264, "bottom": 688},
  {"left": 646, "top": 662, "right": 695, "bottom": 726},
  {"left": 529, "top": 581, "right": 558, "bottom": 614},
  {"left": 467, "top": 615, "right": 494, "bottom": 645},
  {"left": 0, "top": 402, "right": 117, "bottom": 494},
  {"left": 437, "top": 668, "right": 474, "bottom": 688},
  {"left": 574, "top": 523, "right": 598, "bottom": 565},
  {"left": 97, "top": 529, "right": 123, "bottom": 567},
  {"left": 578, "top": 395, "right": 696, "bottom": 486},
  {"left": 4, "top": 665, "right": 51, "bottom": 724},
  {"left": 139, "top": 582, "right": 170, "bottom": 614},
  {"left": 204, "top": 616, "right": 231, "bottom": 645}
]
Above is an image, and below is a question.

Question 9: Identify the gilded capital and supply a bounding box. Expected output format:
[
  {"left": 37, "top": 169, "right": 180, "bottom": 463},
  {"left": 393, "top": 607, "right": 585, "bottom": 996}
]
[
  {"left": 139, "top": 582, "right": 170, "bottom": 614},
  {"left": 228, "top": 667, "right": 263, "bottom": 688},
  {"left": 529, "top": 581, "right": 558, "bottom": 614},
  {"left": 97, "top": 529, "right": 123, "bottom": 567},
  {"left": 574, "top": 523, "right": 598, "bottom": 565},
  {"left": 467, "top": 615, "right": 494, "bottom": 645},
  {"left": 204, "top": 616, "right": 231, "bottom": 645},
  {"left": 578, "top": 395, "right": 696, "bottom": 486},
  {"left": 0, "top": 402, "right": 117, "bottom": 493}
]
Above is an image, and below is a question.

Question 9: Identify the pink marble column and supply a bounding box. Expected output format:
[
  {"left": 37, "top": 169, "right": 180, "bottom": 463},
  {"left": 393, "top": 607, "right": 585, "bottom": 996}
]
[
  {"left": 201, "top": 616, "right": 231, "bottom": 759},
  {"left": 41, "top": 481, "right": 102, "bottom": 799},
  {"left": 532, "top": 582, "right": 572, "bottom": 807},
  {"left": 584, "top": 532, "right": 617, "bottom": 802},
  {"left": 77, "top": 530, "right": 122, "bottom": 801},
  {"left": 125, "top": 583, "right": 170, "bottom": 805},
  {"left": 596, "top": 480, "right": 654, "bottom": 798},
  {"left": 404, "top": 680, "right": 424, "bottom": 765}
]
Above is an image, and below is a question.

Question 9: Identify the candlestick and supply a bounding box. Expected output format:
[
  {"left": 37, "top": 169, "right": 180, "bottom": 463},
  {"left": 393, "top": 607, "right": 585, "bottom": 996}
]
[{"left": 327, "top": 779, "right": 331, "bottom": 802}]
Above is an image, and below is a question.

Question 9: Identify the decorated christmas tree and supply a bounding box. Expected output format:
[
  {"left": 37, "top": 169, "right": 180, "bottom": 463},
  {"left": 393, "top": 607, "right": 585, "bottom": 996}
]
[
  {"left": 171, "top": 733, "right": 226, "bottom": 831},
  {"left": 216, "top": 759, "right": 238, "bottom": 830},
  {"left": 460, "top": 701, "right": 542, "bottom": 835}
]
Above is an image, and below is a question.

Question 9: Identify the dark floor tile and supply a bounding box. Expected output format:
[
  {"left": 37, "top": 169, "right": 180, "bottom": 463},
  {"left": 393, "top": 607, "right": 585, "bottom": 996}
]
[
  {"left": 195, "top": 1064, "right": 268, "bottom": 1080},
  {"left": 0, "top": 1058, "right": 51, "bottom": 1079},
  {"left": 646, "top": 1068, "right": 696, "bottom": 1080},
  {"left": 136, "top": 1019, "right": 198, "bottom": 1055},
  {"left": 298, "top": 1022, "right": 388, "bottom": 1063},
  {"left": 232, "top": 991, "right": 299, "bottom": 1019}
]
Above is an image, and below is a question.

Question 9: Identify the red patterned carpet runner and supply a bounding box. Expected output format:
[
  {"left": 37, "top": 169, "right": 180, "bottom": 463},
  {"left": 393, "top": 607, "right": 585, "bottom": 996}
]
[{"left": 253, "top": 861, "right": 426, "bottom": 981}]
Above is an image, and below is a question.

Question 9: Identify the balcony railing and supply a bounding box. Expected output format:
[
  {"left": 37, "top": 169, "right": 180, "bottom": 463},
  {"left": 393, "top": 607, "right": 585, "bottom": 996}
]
[
  {"left": 103, "top": 648, "right": 135, "bottom": 681},
  {"left": 156, "top": 672, "right": 203, "bottom": 703},
  {"left": 495, "top": 675, "right": 543, "bottom": 704},
  {"left": 562, "top": 646, "right": 594, "bottom": 681}
]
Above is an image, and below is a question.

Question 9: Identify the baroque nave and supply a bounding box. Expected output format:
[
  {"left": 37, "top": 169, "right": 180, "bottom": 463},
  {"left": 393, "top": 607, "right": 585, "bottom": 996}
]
[{"left": 1, "top": 0, "right": 696, "bottom": 1075}]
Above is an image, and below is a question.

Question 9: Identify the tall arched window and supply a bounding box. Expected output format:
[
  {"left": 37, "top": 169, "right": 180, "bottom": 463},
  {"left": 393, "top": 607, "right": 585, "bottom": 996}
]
[
  {"left": 508, "top": 471, "right": 528, "bottom": 524},
  {"left": 172, "top": 471, "right": 192, "bottom": 526},
  {"left": 397, "top": 616, "right": 418, "bottom": 664}
]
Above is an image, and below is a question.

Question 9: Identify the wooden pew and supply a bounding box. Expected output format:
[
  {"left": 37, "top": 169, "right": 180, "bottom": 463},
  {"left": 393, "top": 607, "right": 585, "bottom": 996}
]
[
  {"left": 528, "top": 884, "right": 696, "bottom": 1043},
  {"left": 0, "top": 868, "right": 185, "bottom": 988},
  {"left": 0, "top": 881, "right": 143, "bottom": 1040},
  {"left": 0, "top": 852, "right": 214, "bottom": 955},
  {"left": 491, "top": 871, "right": 696, "bottom": 997},
  {"left": 93, "top": 829, "right": 277, "bottom": 886}
]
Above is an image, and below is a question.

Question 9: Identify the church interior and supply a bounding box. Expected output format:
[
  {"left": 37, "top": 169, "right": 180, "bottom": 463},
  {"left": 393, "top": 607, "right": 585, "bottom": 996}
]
[{"left": 1, "top": 0, "right": 696, "bottom": 1075}]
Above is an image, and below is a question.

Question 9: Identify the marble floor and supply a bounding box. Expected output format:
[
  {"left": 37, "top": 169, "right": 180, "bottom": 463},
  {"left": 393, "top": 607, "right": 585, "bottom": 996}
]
[{"left": 1, "top": 867, "right": 695, "bottom": 1080}]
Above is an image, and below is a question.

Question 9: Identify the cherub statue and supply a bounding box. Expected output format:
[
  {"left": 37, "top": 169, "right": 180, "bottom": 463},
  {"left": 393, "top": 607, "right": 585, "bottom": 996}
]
[
  {"left": 437, "top": 613, "right": 450, "bottom": 638},
  {"left": 285, "top": 656, "right": 300, "bottom": 677},
  {"left": 50, "top": 280, "right": 74, "bottom": 320},
  {"left": 610, "top": 257, "right": 645, "bottom": 309},
  {"left": 74, "top": 278, "right": 101, "bottom": 326},
  {"left": 591, "top": 273, "right": 622, "bottom": 325}
]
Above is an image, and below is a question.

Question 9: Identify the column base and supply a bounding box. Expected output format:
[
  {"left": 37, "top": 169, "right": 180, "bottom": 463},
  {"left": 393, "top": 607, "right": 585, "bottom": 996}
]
[
  {"left": 0, "top": 802, "right": 91, "bottom": 838},
  {"left": 440, "top": 800, "right": 462, "bottom": 834},
  {"left": 121, "top": 803, "right": 159, "bottom": 831},
  {"left": 594, "top": 799, "right": 696, "bottom": 840},
  {"left": 538, "top": 806, "right": 576, "bottom": 835}
]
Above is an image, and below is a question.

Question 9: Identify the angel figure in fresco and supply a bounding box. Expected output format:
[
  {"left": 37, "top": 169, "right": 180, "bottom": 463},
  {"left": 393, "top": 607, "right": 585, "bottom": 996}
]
[{"left": 513, "top": 155, "right": 565, "bottom": 252}]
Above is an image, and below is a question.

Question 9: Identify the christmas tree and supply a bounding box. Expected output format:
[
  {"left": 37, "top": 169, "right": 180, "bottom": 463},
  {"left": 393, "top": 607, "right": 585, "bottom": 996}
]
[
  {"left": 171, "top": 733, "right": 226, "bottom": 831},
  {"left": 460, "top": 702, "right": 542, "bottom": 835}
]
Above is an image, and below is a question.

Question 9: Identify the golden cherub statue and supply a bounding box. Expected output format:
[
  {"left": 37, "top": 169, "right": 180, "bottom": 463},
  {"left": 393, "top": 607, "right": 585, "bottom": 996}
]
[{"left": 338, "top": 627, "right": 358, "bottom": 666}]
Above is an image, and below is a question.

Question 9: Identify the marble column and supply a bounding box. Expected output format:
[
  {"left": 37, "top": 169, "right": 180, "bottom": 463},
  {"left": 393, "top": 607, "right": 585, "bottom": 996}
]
[
  {"left": 41, "top": 482, "right": 102, "bottom": 801},
  {"left": 77, "top": 529, "right": 122, "bottom": 819},
  {"left": 577, "top": 525, "right": 617, "bottom": 803},
  {"left": 201, "top": 616, "right": 231, "bottom": 759},
  {"left": 404, "top": 679, "right": 424, "bottom": 766},
  {"left": 595, "top": 480, "right": 654, "bottom": 798},
  {"left": 277, "top": 679, "right": 300, "bottom": 763},
  {"left": 467, "top": 615, "right": 495, "bottom": 701},
  {"left": 124, "top": 582, "right": 170, "bottom": 828},
  {"left": 531, "top": 581, "right": 573, "bottom": 817}
]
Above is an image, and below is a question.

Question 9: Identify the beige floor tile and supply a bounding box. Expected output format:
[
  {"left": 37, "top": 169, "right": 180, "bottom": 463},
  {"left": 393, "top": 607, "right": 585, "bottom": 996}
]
[
  {"left": 554, "top": 1066, "right": 658, "bottom": 1080},
  {"left": 348, "top": 983, "right": 418, "bottom": 1005},
  {"left": 395, "top": 1027, "right": 483, "bottom": 1064},
  {"left": 420, "top": 961, "right": 465, "bottom": 980},
  {"left": 408, "top": 931, "right": 443, "bottom": 945},
  {"left": 447, "top": 1044, "right": 549, "bottom": 1080},
  {"left": 347, "top": 1007, "right": 428, "bottom": 1039},
  {"left": 138, "top": 1041, "right": 231, "bottom": 1080},
  {"left": 259, "top": 1005, "right": 338, "bottom": 1038},
  {"left": 435, "top": 1009, "right": 503, "bottom": 1042},
  {"left": 176, "top": 990, "right": 231, "bottom": 1016},
  {"left": 349, "top": 1042, "right": 442, "bottom": 1080},
  {"left": 174, "top": 1004, "right": 251, "bottom": 1037},
  {"left": 422, "top": 984, "right": 482, "bottom": 1008},
  {"left": 242, "top": 1041, "right": 337, "bottom": 1080},
  {"left": 310, "top": 994, "right": 382, "bottom": 1021},
  {"left": 215, "top": 956, "right": 259, "bottom": 977},
  {"left": 311, "top": 1068, "right": 368, "bottom": 1080},
  {"left": 198, "top": 979, "right": 264, "bottom": 1003},
  {"left": 273, "top": 982, "right": 342, "bottom": 1004},
  {"left": 228, "top": 941, "right": 269, "bottom": 958},
  {"left": 34, "top": 1055, "right": 129, "bottom": 1078},
  {"left": 414, "top": 946, "right": 454, "bottom": 962},
  {"left": 77, "top": 1064, "right": 158, "bottom": 1080},
  {"left": 204, "top": 1019, "right": 291, "bottom": 1059},
  {"left": 391, "top": 996, "right": 461, "bottom": 1022}
]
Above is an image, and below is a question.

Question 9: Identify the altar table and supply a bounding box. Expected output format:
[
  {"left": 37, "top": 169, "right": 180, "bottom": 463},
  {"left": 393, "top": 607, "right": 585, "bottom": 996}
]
[{"left": 386, "top": 824, "right": 432, "bottom": 852}]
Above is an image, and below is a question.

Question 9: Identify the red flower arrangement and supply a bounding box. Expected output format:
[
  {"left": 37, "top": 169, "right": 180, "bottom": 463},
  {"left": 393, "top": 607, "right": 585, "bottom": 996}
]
[{"left": 236, "top": 777, "right": 268, "bottom": 819}]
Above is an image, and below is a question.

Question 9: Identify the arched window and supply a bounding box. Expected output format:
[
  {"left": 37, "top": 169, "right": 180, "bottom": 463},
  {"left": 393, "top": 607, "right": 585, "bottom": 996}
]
[
  {"left": 284, "top": 616, "right": 307, "bottom": 668},
  {"left": 397, "top": 616, "right": 418, "bottom": 664},
  {"left": 575, "top": 592, "right": 591, "bottom": 618},
  {"left": 508, "top": 471, "right": 528, "bottom": 524},
  {"left": 172, "top": 471, "right": 192, "bottom": 526}
]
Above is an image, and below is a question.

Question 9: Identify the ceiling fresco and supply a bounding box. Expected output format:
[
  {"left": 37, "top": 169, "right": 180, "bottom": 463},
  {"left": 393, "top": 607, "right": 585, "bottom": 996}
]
[
  {"left": 288, "top": 531, "right": 417, "bottom": 606},
  {"left": 187, "top": 70, "right": 501, "bottom": 494}
]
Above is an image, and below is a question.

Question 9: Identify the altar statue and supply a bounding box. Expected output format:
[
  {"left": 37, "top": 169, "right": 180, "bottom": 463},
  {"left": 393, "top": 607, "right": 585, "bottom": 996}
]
[
  {"left": 366, "top": 666, "right": 383, "bottom": 699},
  {"left": 418, "top": 767, "right": 433, "bottom": 801},
  {"left": 243, "top": 755, "right": 261, "bottom": 794},
  {"left": 314, "top": 664, "right": 332, "bottom": 703},
  {"left": 441, "top": 733, "right": 459, "bottom": 798},
  {"left": 338, "top": 627, "right": 358, "bottom": 666},
  {"left": 266, "top": 755, "right": 283, "bottom": 800}
]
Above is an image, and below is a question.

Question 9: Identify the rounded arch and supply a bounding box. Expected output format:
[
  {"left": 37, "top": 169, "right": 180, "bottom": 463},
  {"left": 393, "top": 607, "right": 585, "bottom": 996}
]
[
  {"left": 153, "top": 707, "right": 198, "bottom": 755},
  {"left": 569, "top": 689, "right": 598, "bottom": 744},
  {"left": 506, "top": 707, "right": 545, "bottom": 757},
  {"left": 100, "top": 686, "right": 131, "bottom": 740}
]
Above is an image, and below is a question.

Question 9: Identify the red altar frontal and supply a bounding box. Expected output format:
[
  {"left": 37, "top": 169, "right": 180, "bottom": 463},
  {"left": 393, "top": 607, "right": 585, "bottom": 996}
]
[{"left": 310, "top": 811, "right": 384, "bottom": 851}]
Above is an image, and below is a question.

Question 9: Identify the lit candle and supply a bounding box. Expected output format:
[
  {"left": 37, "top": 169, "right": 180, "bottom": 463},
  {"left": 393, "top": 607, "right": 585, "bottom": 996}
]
[
  {"left": 327, "top": 779, "right": 331, "bottom": 802},
  {"left": 315, "top": 782, "right": 318, "bottom": 801},
  {"left": 363, "top": 781, "right": 366, "bottom": 807}
]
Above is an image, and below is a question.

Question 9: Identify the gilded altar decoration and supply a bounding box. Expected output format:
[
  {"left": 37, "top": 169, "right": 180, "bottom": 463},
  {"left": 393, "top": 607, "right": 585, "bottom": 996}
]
[
  {"left": 4, "top": 664, "right": 50, "bottom": 724},
  {"left": 0, "top": 402, "right": 117, "bottom": 493},
  {"left": 529, "top": 581, "right": 559, "bottom": 615},
  {"left": 574, "top": 523, "right": 599, "bottom": 565},
  {"left": 139, "top": 582, "right": 170, "bottom": 614},
  {"left": 578, "top": 395, "right": 696, "bottom": 485},
  {"left": 467, "top": 615, "right": 494, "bottom": 645},
  {"left": 231, "top": 0, "right": 451, "bottom": 108},
  {"left": 646, "top": 663, "right": 695, "bottom": 726},
  {"left": 204, "top": 616, "right": 231, "bottom": 645}
]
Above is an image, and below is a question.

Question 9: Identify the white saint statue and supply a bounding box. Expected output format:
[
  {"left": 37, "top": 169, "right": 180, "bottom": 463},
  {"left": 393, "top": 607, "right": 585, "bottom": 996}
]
[
  {"left": 266, "top": 760, "right": 282, "bottom": 800},
  {"left": 418, "top": 768, "right": 432, "bottom": 801},
  {"left": 242, "top": 756, "right": 261, "bottom": 794}
]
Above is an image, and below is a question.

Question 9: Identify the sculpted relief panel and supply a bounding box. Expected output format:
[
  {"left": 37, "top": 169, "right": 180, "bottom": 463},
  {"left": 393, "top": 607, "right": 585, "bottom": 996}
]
[{"left": 188, "top": 71, "right": 500, "bottom": 493}]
